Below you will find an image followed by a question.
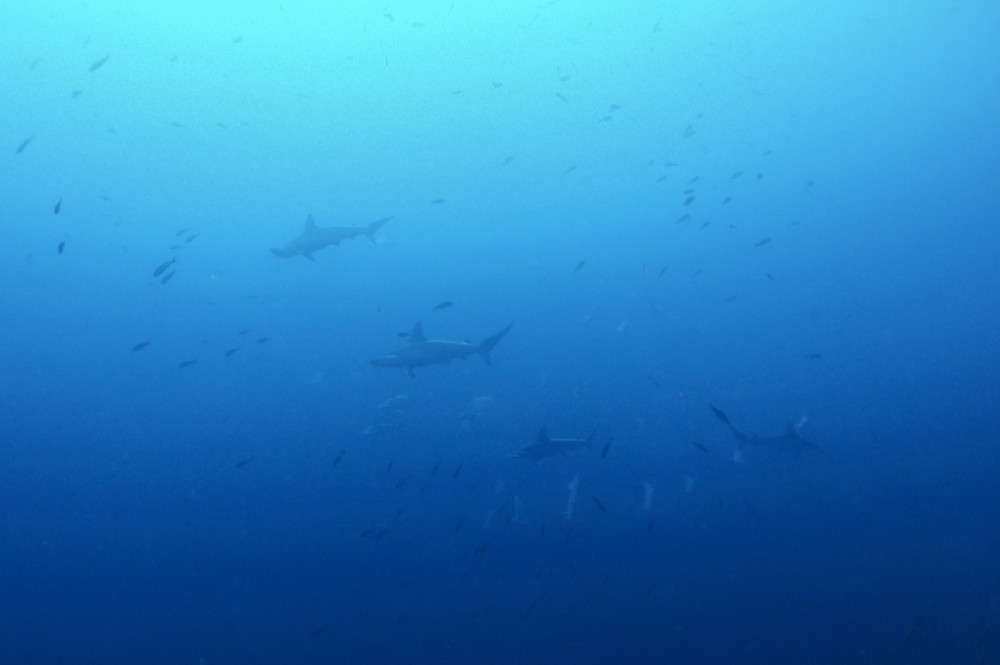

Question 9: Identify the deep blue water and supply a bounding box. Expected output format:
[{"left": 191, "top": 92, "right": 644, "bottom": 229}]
[{"left": 3, "top": 2, "right": 1000, "bottom": 663}]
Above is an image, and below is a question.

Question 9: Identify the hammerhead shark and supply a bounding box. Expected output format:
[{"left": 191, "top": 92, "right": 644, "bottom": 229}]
[
  {"left": 512, "top": 427, "right": 595, "bottom": 461},
  {"left": 710, "top": 405, "right": 818, "bottom": 459},
  {"left": 370, "top": 321, "right": 513, "bottom": 377},
  {"left": 271, "top": 214, "right": 392, "bottom": 260}
]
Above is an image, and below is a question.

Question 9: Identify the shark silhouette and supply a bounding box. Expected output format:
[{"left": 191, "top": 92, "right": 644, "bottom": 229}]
[
  {"left": 370, "top": 321, "right": 513, "bottom": 377},
  {"left": 512, "top": 427, "right": 594, "bottom": 461},
  {"left": 710, "top": 405, "right": 818, "bottom": 459},
  {"left": 271, "top": 214, "right": 392, "bottom": 260}
]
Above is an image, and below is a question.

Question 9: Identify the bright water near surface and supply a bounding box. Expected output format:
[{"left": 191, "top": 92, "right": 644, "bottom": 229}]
[{"left": 2, "top": 2, "right": 999, "bottom": 663}]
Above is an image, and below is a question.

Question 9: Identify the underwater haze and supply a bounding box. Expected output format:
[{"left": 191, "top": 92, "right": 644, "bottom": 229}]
[{"left": 3, "top": 1, "right": 1000, "bottom": 663}]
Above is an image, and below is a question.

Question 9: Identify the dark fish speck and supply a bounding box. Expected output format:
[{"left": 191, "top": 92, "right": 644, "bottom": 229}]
[
  {"left": 89, "top": 54, "right": 109, "bottom": 72},
  {"left": 15, "top": 135, "right": 35, "bottom": 154}
]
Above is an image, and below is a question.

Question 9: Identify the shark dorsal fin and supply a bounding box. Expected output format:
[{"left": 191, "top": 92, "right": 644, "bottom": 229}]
[
  {"left": 537, "top": 426, "right": 550, "bottom": 443},
  {"left": 304, "top": 214, "right": 317, "bottom": 230},
  {"left": 410, "top": 321, "right": 426, "bottom": 343}
]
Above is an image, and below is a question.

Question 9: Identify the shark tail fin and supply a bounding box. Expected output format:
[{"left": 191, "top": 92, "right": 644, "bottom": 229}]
[
  {"left": 477, "top": 322, "right": 514, "bottom": 365},
  {"left": 365, "top": 216, "right": 393, "bottom": 242},
  {"left": 710, "top": 404, "right": 750, "bottom": 444}
]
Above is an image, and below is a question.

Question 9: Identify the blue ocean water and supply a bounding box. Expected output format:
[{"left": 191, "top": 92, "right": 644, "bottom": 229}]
[{"left": 3, "top": 2, "right": 999, "bottom": 663}]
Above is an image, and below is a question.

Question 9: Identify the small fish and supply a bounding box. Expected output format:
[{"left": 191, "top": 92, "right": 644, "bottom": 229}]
[
  {"left": 184, "top": 233, "right": 200, "bottom": 243},
  {"left": 754, "top": 238, "right": 771, "bottom": 247},
  {"left": 555, "top": 92, "right": 568, "bottom": 104},
  {"left": 332, "top": 450, "right": 345, "bottom": 467},
  {"left": 574, "top": 259, "right": 586, "bottom": 273},
  {"left": 309, "top": 624, "right": 330, "bottom": 639},
  {"left": 224, "top": 347, "right": 240, "bottom": 357},
  {"left": 600, "top": 438, "right": 612, "bottom": 459},
  {"left": 491, "top": 80, "right": 503, "bottom": 89},
  {"left": 53, "top": 198, "right": 62, "bottom": 215},
  {"left": 687, "top": 176, "right": 700, "bottom": 185},
  {"left": 430, "top": 198, "right": 446, "bottom": 205},
  {"left": 177, "top": 360, "right": 197, "bottom": 369},
  {"left": 152, "top": 258, "right": 176, "bottom": 277},
  {"left": 15, "top": 135, "right": 35, "bottom": 154},
  {"left": 683, "top": 196, "right": 694, "bottom": 206},
  {"left": 722, "top": 196, "right": 732, "bottom": 205},
  {"left": 691, "top": 440, "right": 709, "bottom": 454},
  {"left": 724, "top": 295, "right": 738, "bottom": 303},
  {"left": 131, "top": 341, "right": 150, "bottom": 352},
  {"left": 397, "top": 331, "right": 409, "bottom": 338},
  {"left": 175, "top": 227, "right": 190, "bottom": 237},
  {"left": 57, "top": 241, "right": 65, "bottom": 254},
  {"left": 805, "top": 352, "right": 822, "bottom": 360},
  {"left": 598, "top": 115, "right": 613, "bottom": 122},
  {"left": 89, "top": 54, "right": 109, "bottom": 72},
  {"left": 238, "top": 328, "right": 252, "bottom": 336},
  {"left": 766, "top": 272, "right": 775, "bottom": 281},
  {"left": 502, "top": 155, "right": 515, "bottom": 166},
  {"left": 731, "top": 170, "right": 744, "bottom": 179},
  {"left": 609, "top": 103, "right": 621, "bottom": 111},
  {"left": 591, "top": 496, "right": 607, "bottom": 512},
  {"left": 562, "top": 164, "right": 577, "bottom": 175},
  {"left": 433, "top": 301, "right": 453, "bottom": 310},
  {"left": 657, "top": 266, "right": 667, "bottom": 278},
  {"left": 393, "top": 476, "right": 412, "bottom": 490},
  {"left": 709, "top": 405, "right": 731, "bottom": 424},
  {"left": 676, "top": 214, "right": 691, "bottom": 224},
  {"left": 558, "top": 74, "right": 571, "bottom": 82},
  {"left": 235, "top": 456, "right": 255, "bottom": 469},
  {"left": 160, "top": 271, "right": 175, "bottom": 284},
  {"left": 256, "top": 337, "right": 273, "bottom": 344}
]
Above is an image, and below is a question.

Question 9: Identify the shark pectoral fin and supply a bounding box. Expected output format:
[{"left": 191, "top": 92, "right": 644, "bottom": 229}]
[
  {"left": 410, "top": 321, "right": 426, "bottom": 343},
  {"left": 271, "top": 248, "right": 287, "bottom": 258},
  {"left": 365, "top": 215, "right": 393, "bottom": 242},
  {"left": 304, "top": 214, "right": 317, "bottom": 230},
  {"left": 536, "top": 427, "right": 550, "bottom": 444},
  {"left": 303, "top": 252, "right": 316, "bottom": 262}
]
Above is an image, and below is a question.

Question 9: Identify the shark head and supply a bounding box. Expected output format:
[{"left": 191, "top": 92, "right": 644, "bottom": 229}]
[{"left": 370, "top": 354, "right": 402, "bottom": 368}]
